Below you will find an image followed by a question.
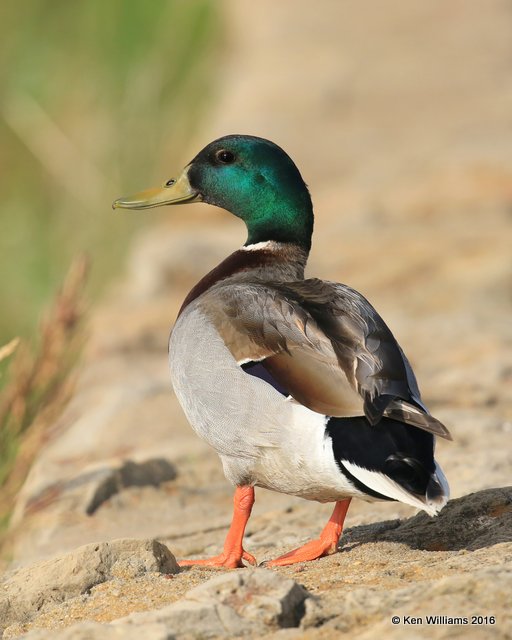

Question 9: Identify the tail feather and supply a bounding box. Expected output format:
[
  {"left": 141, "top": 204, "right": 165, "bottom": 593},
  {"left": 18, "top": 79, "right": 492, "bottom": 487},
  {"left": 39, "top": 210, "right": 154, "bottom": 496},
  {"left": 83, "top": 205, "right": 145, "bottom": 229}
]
[
  {"left": 326, "top": 415, "right": 450, "bottom": 515},
  {"left": 384, "top": 400, "right": 453, "bottom": 441},
  {"left": 426, "top": 462, "right": 450, "bottom": 511},
  {"left": 342, "top": 460, "right": 445, "bottom": 515}
]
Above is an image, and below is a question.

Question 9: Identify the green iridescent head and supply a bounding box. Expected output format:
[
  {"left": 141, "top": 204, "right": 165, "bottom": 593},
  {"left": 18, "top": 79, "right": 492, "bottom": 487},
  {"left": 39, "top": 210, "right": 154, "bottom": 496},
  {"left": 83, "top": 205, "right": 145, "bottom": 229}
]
[{"left": 114, "top": 135, "right": 314, "bottom": 250}]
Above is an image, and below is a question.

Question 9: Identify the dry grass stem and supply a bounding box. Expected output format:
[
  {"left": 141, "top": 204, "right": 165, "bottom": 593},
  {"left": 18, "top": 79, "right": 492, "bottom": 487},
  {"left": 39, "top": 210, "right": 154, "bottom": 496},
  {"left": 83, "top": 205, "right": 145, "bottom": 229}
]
[{"left": 0, "top": 255, "right": 89, "bottom": 533}]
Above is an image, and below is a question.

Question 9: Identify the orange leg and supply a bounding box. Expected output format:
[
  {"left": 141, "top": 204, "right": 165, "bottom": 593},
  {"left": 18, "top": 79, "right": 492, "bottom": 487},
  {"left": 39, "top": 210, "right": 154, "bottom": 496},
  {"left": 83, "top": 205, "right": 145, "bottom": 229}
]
[
  {"left": 265, "top": 498, "right": 352, "bottom": 567},
  {"left": 179, "top": 486, "right": 257, "bottom": 569}
]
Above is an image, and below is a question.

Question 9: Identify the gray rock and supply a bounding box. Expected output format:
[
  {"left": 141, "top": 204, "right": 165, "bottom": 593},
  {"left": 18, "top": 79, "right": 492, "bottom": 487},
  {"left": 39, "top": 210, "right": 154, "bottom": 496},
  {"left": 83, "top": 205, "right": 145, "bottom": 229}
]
[
  {"left": 0, "top": 538, "right": 179, "bottom": 632},
  {"left": 15, "top": 622, "right": 175, "bottom": 640},
  {"left": 116, "top": 568, "right": 309, "bottom": 637},
  {"left": 189, "top": 568, "right": 308, "bottom": 628},
  {"left": 380, "top": 486, "right": 512, "bottom": 552},
  {"left": 15, "top": 568, "right": 309, "bottom": 640},
  {"left": 86, "top": 458, "right": 177, "bottom": 515},
  {"left": 117, "top": 599, "right": 242, "bottom": 640},
  {"left": 323, "top": 565, "right": 512, "bottom": 640},
  {"left": 340, "top": 486, "right": 512, "bottom": 552}
]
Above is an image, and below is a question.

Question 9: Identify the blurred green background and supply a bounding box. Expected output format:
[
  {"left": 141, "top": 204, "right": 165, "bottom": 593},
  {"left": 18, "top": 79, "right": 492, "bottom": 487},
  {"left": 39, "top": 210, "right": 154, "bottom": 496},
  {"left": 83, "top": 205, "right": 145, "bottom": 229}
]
[{"left": 0, "top": 0, "right": 219, "bottom": 353}]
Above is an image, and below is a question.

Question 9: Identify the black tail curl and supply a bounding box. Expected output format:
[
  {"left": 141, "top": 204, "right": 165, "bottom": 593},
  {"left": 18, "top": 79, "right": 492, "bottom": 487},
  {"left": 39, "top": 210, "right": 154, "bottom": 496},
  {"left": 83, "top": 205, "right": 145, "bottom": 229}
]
[{"left": 326, "top": 415, "right": 436, "bottom": 499}]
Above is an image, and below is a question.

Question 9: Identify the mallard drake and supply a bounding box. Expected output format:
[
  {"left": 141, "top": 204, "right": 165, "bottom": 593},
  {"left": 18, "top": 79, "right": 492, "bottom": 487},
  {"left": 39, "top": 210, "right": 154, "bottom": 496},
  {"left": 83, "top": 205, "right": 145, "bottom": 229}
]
[{"left": 114, "top": 135, "right": 451, "bottom": 568}]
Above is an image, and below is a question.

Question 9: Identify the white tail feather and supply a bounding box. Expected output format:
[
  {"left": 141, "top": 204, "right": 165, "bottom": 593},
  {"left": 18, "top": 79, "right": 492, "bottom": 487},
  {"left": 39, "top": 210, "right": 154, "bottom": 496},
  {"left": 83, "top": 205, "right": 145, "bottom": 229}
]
[{"left": 342, "top": 460, "right": 448, "bottom": 516}]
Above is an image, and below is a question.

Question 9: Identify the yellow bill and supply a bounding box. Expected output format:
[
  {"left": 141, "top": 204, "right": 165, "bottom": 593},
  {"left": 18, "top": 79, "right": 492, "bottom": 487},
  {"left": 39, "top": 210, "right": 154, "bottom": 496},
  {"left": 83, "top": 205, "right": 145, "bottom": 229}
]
[{"left": 113, "top": 169, "right": 200, "bottom": 210}]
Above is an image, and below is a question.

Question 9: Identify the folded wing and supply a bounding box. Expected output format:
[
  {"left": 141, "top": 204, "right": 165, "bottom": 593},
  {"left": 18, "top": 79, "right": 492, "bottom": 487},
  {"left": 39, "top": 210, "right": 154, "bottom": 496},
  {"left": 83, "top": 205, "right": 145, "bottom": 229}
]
[{"left": 200, "top": 278, "right": 451, "bottom": 440}]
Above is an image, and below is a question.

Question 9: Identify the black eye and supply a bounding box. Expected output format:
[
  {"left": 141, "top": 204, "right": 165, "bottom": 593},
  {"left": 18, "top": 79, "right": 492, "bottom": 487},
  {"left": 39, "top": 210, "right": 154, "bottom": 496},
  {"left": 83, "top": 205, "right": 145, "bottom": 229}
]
[
  {"left": 165, "top": 178, "right": 176, "bottom": 187},
  {"left": 215, "top": 149, "right": 235, "bottom": 164}
]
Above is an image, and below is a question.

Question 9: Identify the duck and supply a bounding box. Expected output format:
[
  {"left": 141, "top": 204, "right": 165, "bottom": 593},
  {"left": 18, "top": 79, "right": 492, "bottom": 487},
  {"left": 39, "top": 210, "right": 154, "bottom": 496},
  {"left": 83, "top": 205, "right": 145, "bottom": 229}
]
[{"left": 113, "top": 134, "right": 451, "bottom": 568}]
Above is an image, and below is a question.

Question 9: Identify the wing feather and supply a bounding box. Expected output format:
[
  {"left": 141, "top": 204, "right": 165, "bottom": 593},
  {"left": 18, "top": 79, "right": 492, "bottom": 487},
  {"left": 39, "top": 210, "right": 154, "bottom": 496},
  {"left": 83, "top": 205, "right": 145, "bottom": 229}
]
[{"left": 199, "top": 278, "right": 452, "bottom": 440}]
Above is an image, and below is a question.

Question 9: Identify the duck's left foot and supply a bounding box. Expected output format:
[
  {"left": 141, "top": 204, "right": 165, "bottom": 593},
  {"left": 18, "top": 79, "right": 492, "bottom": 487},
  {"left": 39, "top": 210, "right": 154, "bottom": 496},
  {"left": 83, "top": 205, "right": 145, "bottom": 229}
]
[
  {"left": 265, "top": 498, "right": 352, "bottom": 567},
  {"left": 264, "top": 537, "right": 337, "bottom": 566}
]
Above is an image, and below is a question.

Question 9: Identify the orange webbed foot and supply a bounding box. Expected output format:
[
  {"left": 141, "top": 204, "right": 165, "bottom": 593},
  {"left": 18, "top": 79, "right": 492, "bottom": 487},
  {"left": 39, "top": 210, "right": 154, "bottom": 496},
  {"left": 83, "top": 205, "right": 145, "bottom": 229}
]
[
  {"left": 265, "top": 498, "right": 352, "bottom": 567},
  {"left": 179, "top": 486, "right": 256, "bottom": 569},
  {"left": 179, "top": 549, "right": 257, "bottom": 569},
  {"left": 264, "top": 537, "right": 337, "bottom": 567}
]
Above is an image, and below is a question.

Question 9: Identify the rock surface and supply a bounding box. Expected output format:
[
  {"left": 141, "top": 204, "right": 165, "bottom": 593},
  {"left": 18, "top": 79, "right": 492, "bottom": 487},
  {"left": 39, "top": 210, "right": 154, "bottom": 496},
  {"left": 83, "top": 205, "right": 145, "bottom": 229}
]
[
  {"left": 4, "top": 568, "right": 309, "bottom": 639},
  {"left": 114, "top": 569, "right": 309, "bottom": 638},
  {"left": 2, "top": 0, "right": 512, "bottom": 639},
  {"left": 1, "top": 538, "right": 179, "bottom": 634},
  {"left": 3, "top": 490, "right": 511, "bottom": 638}
]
